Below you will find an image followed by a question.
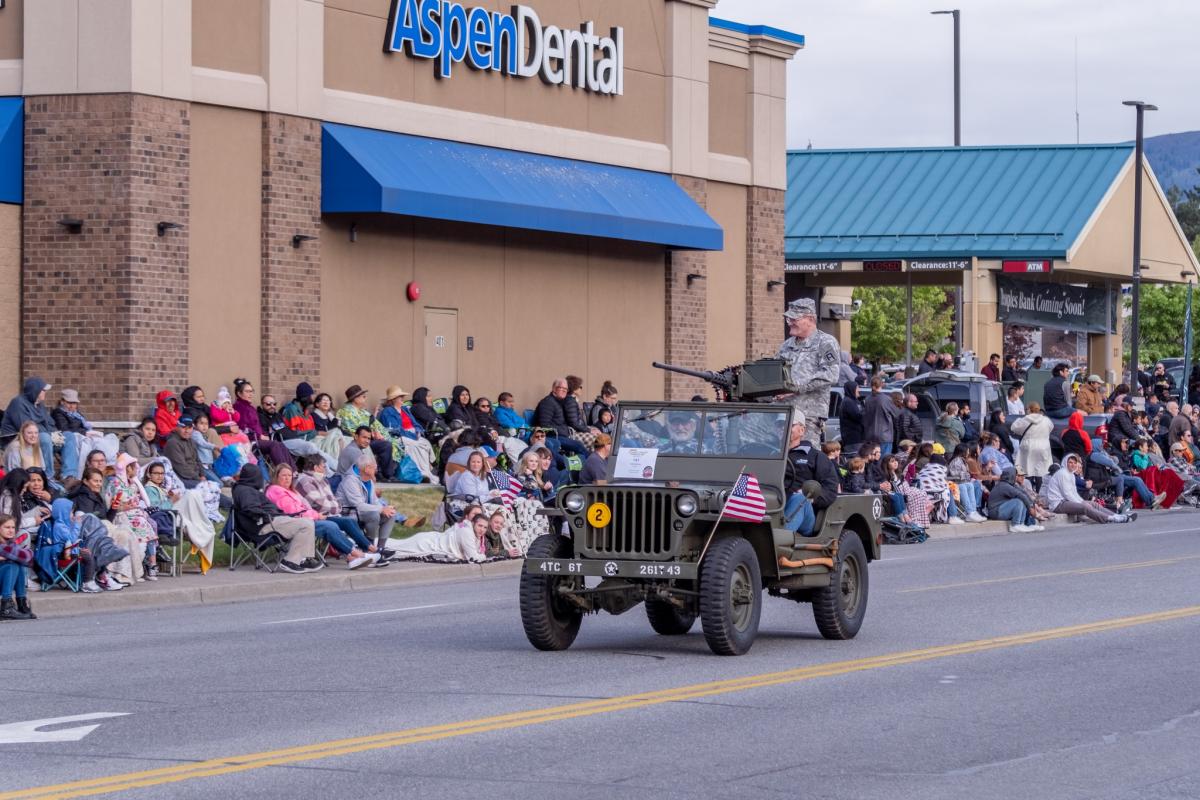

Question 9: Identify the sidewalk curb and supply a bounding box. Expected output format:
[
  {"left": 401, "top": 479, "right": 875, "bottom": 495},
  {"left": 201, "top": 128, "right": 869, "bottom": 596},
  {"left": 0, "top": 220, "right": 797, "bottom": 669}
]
[{"left": 32, "top": 560, "right": 524, "bottom": 619}]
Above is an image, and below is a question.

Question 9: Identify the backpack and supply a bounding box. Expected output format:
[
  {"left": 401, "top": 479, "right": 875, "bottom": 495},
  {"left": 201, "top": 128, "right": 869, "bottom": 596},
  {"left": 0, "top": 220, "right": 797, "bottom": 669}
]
[{"left": 881, "top": 518, "right": 928, "bottom": 545}]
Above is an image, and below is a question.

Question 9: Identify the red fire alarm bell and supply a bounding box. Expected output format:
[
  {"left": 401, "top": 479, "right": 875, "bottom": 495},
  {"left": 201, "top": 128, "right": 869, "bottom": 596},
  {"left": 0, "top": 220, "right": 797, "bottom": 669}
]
[{"left": 406, "top": 282, "right": 421, "bottom": 302}]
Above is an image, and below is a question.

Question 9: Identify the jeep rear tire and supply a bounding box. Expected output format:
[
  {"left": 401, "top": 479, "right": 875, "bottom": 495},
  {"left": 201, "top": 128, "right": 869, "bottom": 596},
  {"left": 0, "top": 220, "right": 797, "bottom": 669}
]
[
  {"left": 520, "top": 534, "right": 583, "bottom": 651},
  {"left": 699, "top": 537, "right": 762, "bottom": 656},
  {"left": 812, "top": 528, "right": 868, "bottom": 640},
  {"left": 645, "top": 597, "right": 696, "bottom": 635}
]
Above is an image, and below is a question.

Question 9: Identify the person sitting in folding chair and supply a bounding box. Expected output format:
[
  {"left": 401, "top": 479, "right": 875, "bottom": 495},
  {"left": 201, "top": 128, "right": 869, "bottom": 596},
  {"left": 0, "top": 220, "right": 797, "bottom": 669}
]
[
  {"left": 265, "top": 462, "right": 381, "bottom": 571},
  {"left": 230, "top": 464, "right": 318, "bottom": 574},
  {"left": 336, "top": 454, "right": 414, "bottom": 556},
  {"left": 44, "top": 498, "right": 104, "bottom": 593}
]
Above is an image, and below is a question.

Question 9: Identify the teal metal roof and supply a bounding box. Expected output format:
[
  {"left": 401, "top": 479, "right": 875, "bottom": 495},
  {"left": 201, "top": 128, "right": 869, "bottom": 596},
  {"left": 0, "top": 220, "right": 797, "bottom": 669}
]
[{"left": 785, "top": 144, "right": 1134, "bottom": 261}]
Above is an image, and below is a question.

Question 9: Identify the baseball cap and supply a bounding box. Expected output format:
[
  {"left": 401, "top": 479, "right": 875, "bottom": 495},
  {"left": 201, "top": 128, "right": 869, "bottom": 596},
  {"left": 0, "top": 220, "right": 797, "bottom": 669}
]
[
  {"left": 60, "top": 388, "right": 80, "bottom": 403},
  {"left": 1087, "top": 374, "right": 1102, "bottom": 384},
  {"left": 178, "top": 415, "right": 195, "bottom": 427}
]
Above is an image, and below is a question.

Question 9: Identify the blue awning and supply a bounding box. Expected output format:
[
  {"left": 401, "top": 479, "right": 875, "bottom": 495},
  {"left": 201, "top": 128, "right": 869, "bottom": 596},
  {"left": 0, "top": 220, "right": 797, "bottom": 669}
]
[
  {"left": 321, "top": 123, "right": 722, "bottom": 250},
  {"left": 0, "top": 98, "right": 22, "bottom": 204}
]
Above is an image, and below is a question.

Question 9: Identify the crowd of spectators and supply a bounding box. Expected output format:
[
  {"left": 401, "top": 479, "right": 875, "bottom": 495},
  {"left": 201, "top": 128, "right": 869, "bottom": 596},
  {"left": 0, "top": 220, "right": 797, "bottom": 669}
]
[
  {"left": 820, "top": 354, "right": 1200, "bottom": 541},
  {"left": 0, "top": 372, "right": 621, "bottom": 617}
]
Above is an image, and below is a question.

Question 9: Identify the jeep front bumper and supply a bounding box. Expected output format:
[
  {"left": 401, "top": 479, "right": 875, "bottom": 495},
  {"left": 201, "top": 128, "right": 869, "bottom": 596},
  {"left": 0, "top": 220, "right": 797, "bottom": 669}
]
[{"left": 525, "top": 558, "right": 698, "bottom": 580}]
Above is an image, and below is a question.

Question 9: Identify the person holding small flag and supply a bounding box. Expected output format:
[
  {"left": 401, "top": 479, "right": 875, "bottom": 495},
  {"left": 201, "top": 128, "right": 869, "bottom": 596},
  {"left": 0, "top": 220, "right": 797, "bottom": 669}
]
[{"left": 782, "top": 412, "right": 839, "bottom": 537}]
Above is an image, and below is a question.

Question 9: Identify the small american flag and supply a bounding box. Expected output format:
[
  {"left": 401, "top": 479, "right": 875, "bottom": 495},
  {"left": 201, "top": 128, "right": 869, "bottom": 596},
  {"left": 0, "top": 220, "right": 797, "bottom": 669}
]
[
  {"left": 722, "top": 472, "right": 767, "bottom": 523},
  {"left": 490, "top": 470, "right": 520, "bottom": 508}
]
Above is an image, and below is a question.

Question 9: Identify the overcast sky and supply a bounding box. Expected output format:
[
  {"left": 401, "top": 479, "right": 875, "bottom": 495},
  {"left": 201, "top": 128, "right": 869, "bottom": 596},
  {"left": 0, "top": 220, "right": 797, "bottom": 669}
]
[{"left": 713, "top": 0, "right": 1200, "bottom": 149}]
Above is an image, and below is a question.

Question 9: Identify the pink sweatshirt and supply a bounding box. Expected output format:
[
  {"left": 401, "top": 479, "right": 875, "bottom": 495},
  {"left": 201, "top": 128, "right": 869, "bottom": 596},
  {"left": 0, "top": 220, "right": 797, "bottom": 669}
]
[{"left": 264, "top": 485, "right": 320, "bottom": 520}]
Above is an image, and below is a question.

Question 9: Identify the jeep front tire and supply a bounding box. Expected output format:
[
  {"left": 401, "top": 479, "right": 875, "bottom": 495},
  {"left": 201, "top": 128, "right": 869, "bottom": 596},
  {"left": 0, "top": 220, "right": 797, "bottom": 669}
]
[
  {"left": 699, "top": 537, "right": 762, "bottom": 655},
  {"left": 520, "top": 534, "right": 583, "bottom": 651}
]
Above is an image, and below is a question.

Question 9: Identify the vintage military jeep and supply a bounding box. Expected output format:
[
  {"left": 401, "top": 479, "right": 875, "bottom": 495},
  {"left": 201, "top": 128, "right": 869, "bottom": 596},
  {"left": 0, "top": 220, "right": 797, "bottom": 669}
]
[{"left": 519, "top": 399, "right": 883, "bottom": 656}]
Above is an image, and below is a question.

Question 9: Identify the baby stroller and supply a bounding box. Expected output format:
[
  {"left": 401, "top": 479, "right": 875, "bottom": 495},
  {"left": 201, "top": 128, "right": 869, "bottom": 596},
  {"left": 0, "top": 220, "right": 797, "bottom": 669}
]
[{"left": 430, "top": 492, "right": 486, "bottom": 530}]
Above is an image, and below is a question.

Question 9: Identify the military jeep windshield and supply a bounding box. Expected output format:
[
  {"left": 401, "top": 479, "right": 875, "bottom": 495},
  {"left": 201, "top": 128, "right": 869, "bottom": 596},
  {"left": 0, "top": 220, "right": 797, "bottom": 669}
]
[{"left": 617, "top": 406, "right": 789, "bottom": 458}]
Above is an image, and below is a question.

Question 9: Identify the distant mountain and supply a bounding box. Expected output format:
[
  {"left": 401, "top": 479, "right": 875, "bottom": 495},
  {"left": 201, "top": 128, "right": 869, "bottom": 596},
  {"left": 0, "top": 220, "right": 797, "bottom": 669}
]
[{"left": 1144, "top": 131, "right": 1200, "bottom": 195}]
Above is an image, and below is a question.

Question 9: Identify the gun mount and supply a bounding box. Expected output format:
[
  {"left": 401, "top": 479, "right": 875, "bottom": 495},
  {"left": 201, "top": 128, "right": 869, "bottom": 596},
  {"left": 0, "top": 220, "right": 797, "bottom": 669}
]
[{"left": 652, "top": 359, "right": 798, "bottom": 401}]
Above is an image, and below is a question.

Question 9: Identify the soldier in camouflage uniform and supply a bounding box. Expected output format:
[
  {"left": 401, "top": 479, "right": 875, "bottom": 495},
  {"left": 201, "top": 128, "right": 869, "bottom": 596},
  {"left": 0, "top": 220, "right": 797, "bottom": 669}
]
[{"left": 777, "top": 298, "right": 841, "bottom": 444}]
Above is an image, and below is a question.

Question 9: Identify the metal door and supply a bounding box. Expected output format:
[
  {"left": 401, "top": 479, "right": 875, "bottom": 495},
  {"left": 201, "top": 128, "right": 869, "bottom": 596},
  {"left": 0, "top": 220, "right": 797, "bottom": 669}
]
[{"left": 423, "top": 308, "right": 458, "bottom": 396}]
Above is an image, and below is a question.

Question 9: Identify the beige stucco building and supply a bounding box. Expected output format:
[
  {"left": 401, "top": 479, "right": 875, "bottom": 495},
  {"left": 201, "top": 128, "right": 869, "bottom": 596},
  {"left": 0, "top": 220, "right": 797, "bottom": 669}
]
[
  {"left": 0, "top": 0, "right": 802, "bottom": 418},
  {"left": 783, "top": 144, "right": 1200, "bottom": 381}
]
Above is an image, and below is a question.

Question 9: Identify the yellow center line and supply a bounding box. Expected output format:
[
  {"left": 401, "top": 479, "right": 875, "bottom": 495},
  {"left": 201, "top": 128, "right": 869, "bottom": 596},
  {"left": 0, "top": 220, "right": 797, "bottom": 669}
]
[
  {"left": 898, "top": 554, "right": 1200, "bottom": 593},
  {"left": 6, "top": 604, "right": 1200, "bottom": 800}
]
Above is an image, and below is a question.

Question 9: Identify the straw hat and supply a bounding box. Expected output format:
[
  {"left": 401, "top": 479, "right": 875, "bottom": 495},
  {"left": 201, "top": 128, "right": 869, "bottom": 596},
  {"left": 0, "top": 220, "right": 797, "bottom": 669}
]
[{"left": 383, "top": 385, "right": 409, "bottom": 403}]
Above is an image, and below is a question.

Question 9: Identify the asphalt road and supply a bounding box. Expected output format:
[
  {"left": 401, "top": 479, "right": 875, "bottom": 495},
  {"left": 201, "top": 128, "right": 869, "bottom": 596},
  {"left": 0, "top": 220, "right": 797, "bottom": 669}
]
[{"left": 3, "top": 511, "right": 1200, "bottom": 800}]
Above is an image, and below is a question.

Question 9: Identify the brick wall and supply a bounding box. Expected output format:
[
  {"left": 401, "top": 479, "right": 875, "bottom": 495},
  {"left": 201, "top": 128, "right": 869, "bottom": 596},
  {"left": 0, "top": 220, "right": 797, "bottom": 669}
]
[
  {"left": 23, "top": 94, "right": 190, "bottom": 419},
  {"left": 663, "top": 176, "right": 710, "bottom": 400},
  {"left": 260, "top": 113, "right": 322, "bottom": 398},
  {"left": 746, "top": 185, "right": 785, "bottom": 360}
]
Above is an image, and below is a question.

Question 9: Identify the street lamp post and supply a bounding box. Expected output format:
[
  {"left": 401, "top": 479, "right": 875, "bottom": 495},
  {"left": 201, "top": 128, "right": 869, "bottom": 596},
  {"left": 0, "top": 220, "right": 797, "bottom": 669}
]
[
  {"left": 931, "top": 10, "right": 961, "bottom": 146},
  {"left": 1123, "top": 100, "right": 1157, "bottom": 386},
  {"left": 932, "top": 10, "right": 963, "bottom": 356}
]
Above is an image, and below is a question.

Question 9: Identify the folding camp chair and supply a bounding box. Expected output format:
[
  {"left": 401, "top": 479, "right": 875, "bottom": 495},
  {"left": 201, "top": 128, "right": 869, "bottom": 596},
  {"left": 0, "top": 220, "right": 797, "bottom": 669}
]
[
  {"left": 152, "top": 509, "right": 187, "bottom": 577},
  {"left": 41, "top": 544, "right": 83, "bottom": 593},
  {"left": 222, "top": 506, "right": 288, "bottom": 573}
]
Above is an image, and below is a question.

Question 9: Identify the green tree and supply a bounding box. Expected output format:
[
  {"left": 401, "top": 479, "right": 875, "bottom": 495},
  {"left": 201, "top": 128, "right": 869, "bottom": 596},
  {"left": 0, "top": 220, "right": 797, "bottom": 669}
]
[
  {"left": 1129, "top": 283, "right": 1199, "bottom": 364},
  {"left": 851, "top": 286, "right": 954, "bottom": 366},
  {"left": 1167, "top": 169, "right": 1200, "bottom": 244}
]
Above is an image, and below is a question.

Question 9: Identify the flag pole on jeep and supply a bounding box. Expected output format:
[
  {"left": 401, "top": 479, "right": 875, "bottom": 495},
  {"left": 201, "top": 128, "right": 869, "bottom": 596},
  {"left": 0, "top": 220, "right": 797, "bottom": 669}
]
[{"left": 697, "top": 466, "right": 747, "bottom": 565}]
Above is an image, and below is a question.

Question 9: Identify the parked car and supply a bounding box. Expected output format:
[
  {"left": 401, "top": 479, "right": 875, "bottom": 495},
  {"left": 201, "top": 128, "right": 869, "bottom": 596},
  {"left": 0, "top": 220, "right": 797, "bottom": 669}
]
[{"left": 896, "top": 371, "right": 1004, "bottom": 443}]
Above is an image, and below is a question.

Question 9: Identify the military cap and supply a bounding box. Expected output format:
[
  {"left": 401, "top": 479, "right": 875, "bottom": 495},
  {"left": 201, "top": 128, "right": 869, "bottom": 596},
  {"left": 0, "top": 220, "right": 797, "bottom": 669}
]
[{"left": 783, "top": 298, "right": 817, "bottom": 321}]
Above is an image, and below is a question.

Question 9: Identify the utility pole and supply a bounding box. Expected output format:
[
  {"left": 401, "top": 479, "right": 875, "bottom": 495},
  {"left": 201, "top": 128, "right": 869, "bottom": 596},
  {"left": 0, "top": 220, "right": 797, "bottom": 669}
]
[
  {"left": 931, "top": 9, "right": 962, "bottom": 146},
  {"left": 1123, "top": 100, "right": 1156, "bottom": 386}
]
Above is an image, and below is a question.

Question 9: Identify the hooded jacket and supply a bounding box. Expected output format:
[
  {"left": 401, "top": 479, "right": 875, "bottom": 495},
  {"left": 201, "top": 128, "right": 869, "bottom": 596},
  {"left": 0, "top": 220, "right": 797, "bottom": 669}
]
[
  {"left": 1046, "top": 455, "right": 1085, "bottom": 508},
  {"left": 1062, "top": 411, "right": 1093, "bottom": 458},
  {"left": 155, "top": 391, "right": 181, "bottom": 444},
  {"left": 445, "top": 386, "right": 477, "bottom": 430},
  {"left": 0, "top": 377, "right": 56, "bottom": 437},
  {"left": 409, "top": 388, "right": 443, "bottom": 431},
  {"left": 985, "top": 467, "right": 1033, "bottom": 517},
  {"left": 180, "top": 386, "right": 209, "bottom": 424},
  {"left": 838, "top": 381, "right": 864, "bottom": 445},
  {"left": 231, "top": 464, "right": 283, "bottom": 534},
  {"left": 34, "top": 497, "right": 81, "bottom": 581},
  {"left": 862, "top": 391, "right": 898, "bottom": 448}
]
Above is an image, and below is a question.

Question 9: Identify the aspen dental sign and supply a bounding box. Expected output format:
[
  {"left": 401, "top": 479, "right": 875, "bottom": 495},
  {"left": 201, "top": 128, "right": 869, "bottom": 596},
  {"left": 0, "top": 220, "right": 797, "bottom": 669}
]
[{"left": 385, "top": 1, "right": 624, "bottom": 95}]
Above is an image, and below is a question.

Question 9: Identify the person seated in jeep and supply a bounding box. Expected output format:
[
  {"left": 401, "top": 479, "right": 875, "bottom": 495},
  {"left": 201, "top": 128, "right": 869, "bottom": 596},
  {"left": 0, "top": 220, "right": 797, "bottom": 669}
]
[
  {"left": 659, "top": 411, "right": 701, "bottom": 454},
  {"left": 782, "top": 412, "right": 839, "bottom": 537}
]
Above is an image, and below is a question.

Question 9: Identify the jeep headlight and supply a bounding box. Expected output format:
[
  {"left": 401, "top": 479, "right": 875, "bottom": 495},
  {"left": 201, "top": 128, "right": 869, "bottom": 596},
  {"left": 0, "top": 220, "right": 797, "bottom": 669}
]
[
  {"left": 563, "top": 491, "right": 585, "bottom": 513},
  {"left": 675, "top": 494, "right": 697, "bottom": 517}
]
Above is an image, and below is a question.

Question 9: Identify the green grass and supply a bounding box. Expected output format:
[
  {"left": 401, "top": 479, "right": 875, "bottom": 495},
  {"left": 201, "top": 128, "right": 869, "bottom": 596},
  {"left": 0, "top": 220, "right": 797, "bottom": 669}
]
[{"left": 183, "top": 487, "right": 448, "bottom": 569}]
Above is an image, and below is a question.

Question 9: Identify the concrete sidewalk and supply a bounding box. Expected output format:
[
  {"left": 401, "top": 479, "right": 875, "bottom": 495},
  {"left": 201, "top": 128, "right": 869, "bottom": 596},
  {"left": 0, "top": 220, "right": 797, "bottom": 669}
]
[{"left": 29, "top": 558, "right": 523, "bottom": 619}]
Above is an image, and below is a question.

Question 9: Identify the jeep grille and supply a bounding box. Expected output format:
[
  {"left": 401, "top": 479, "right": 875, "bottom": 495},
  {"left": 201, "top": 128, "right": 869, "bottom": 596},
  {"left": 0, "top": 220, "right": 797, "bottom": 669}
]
[{"left": 580, "top": 489, "right": 676, "bottom": 560}]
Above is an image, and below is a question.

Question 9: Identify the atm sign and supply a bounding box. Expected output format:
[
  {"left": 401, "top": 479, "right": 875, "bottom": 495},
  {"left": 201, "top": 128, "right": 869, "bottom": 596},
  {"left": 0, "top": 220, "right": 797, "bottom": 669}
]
[{"left": 1002, "top": 260, "right": 1053, "bottom": 274}]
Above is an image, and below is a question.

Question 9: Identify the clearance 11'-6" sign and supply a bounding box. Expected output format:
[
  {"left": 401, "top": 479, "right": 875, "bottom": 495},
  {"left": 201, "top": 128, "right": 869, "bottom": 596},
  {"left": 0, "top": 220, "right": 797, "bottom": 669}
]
[{"left": 385, "top": 1, "right": 625, "bottom": 95}]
